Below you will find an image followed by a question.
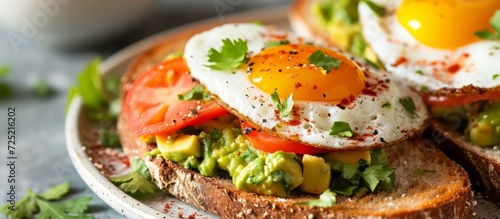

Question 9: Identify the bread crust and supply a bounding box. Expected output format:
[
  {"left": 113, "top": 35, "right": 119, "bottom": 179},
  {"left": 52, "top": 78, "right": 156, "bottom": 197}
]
[{"left": 426, "top": 118, "right": 500, "bottom": 202}]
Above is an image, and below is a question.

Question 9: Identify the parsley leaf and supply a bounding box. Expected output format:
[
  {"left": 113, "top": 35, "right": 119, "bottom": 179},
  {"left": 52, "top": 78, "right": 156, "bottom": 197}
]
[
  {"left": 475, "top": 10, "right": 500, "bottom": 40},
  {"left": 342, "top": 164, "right": 358, "bottom": 179},
  {"left": 329, "top": 121, "right": 354, "bottom": 137},
  {"left": 109, "top": 158, "right": 159, "bottom": 198},
  {"left": 308, "top": 50, "right": 343, "bottom": 74},
  {"left": 178, "top": 84, "right": 211, "bottom": 101},
  {"left": 39, "top": 182, "right": 70, "bottom": 200},
  {"left": 382, "top": 101, "right": 391, "bottom": 109},
  {"left": 36, "top": 196, "right": 93, "bottom": 219},
  {"left": 264, "top": 40, "right": 290, "bottom": 48},
  {"left": 493, "top": 74, "right": 499, "bottom": 80},
  {"left": 360, "top": 164, "right": 395, "bottom": 191},
  {"left": 399, "top": 97, "right": 418, "bottom": 116},
  {"left": 271, "top": 90, "right": 294, "bottom": 118},
  {"left": 415, "top": 70, "right": 424, "bottom": 75},
  {"left": 0, "top": 182, "right": 93, "bottom": 219},
  {"left": 414, "top": 168, "right": 436, "bottom": 177},
  {"left": 66, "top": 58, "right": 121, "bottom": 122},
  {"left": 296, "top": 189, "right": 337, "bottom": 208},
  {"left": 206, "top": 38, "right": 248, "bottom": 70},
  {"left": 74, "top": 58, "right": 107, "bottom": 110}
]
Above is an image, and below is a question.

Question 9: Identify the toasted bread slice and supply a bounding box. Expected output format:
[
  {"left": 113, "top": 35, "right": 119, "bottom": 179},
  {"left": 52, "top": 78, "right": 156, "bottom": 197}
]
[
  {"left": 289, "top": 0, "right": 500, "bottom": 202},
  {"left": 117, "top": 38, "right": 473, "bottom": 219},
  {"left": 426, "top": 118, "right": 500, "bottom": 202}
]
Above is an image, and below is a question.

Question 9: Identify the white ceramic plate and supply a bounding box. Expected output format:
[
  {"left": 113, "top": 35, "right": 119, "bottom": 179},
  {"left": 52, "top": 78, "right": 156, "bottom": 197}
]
[{"left": 65, "top": 5, "right": 500, "bottom": 219}]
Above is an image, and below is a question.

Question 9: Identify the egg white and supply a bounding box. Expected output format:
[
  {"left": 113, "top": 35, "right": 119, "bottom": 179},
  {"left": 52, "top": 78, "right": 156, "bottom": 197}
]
[
  {"left": 359, "top": 1, "right": 500, "bottom": 91},
  {"left": 184, "top": 23, "right": 427, "bottom": 149}
]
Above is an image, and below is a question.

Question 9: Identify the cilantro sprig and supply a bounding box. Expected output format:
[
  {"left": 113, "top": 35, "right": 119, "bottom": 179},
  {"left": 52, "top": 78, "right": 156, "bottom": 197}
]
[
  {"left": 66, "top": 58, "right": 121, "bottom": 121},
  {"left": 399, "top": 97, "right": 418, "bottom": 116},
  {"left": 206, "top": 38, "right": 248, "bottom": 70},
  {"left": 109, "top": 158, "right": 159, "bottom": 198},
  {"left": 296, "top": 190, "right": 337, "bottom": 208},
  {"left": 308, "top": 50, "right": 343, "bottom": 75},
  {"left": 0, "top": 182, "right": 93, "bottom": 219},
  {"left": 475, "top": 10, "right": 500, "bottom": 40},
  {"left": 329, "top": 149, "right": 396, "bottom": 195},
  {"left": 329, "top": 121, "right": 354, "bottom": 137},
  {"left": 271, "top": 90, "right": 294, "bottom": 118},
  {"left": 178, "top": 84, "right": 211, "bottom": 101}
]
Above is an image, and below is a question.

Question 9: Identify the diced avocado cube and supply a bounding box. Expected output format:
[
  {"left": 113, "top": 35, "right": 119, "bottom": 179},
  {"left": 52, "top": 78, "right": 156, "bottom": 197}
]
[
  {"left": 300, "top": 154, "right": 331, "bottom": 195},
  {"left": 323, "top": 150, "right": 371, "bottom": 166},
  {"left": 157, "top": 134, "right": 201, "bottom": 160}
]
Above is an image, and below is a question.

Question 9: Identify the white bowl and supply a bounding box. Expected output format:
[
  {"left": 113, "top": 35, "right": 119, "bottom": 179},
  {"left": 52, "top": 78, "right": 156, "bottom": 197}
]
[{"left": 0, "top": 0, "right": 157, "bottom": 48}]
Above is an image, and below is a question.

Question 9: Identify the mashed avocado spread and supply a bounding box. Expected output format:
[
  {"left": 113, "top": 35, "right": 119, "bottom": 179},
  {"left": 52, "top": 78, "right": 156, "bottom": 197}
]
[{"left": 144, "top": 115, "right": 395, "bottom": 198}]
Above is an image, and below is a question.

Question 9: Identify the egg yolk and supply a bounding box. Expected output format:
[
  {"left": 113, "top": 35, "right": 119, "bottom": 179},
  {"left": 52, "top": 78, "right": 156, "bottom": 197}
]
[
  {"left": 246, "top": 44, "right": 365, "bottom": 102},
  {"left": 397, "top": 0, "right": 500, "bottom": 50}
]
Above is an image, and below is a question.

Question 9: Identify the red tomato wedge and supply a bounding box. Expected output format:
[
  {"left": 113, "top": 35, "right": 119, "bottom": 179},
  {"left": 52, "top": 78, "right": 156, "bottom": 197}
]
[
  {"left": 123, "top": 58, "right": 228, "bottom": 136},
  {"left": 241, "top": 121, "right": 333, "bottom": 154},
  {"left": 423, "top": 90, "right": 500, "bottom": 107}
]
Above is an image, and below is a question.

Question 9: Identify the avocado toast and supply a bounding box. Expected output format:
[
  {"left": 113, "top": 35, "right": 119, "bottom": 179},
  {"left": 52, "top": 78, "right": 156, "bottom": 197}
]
[{"left": 114, "top": 22, "right": 473, "bottom": 218}]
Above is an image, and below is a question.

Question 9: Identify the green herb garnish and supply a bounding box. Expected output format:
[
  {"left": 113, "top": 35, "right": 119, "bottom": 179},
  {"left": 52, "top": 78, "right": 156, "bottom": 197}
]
[
  {"left": 109, "top": 158, "right": 159, "bottom": 198},
  {"left": 493, "top": 74, "right": 499, "bottom": 80},
  {"left": 271, "top": 90, "right": 294, "bottom": 118},
  {"left": 206, "top": 38, "right": 248, "bottom": 70},
  {"left": 329, "top": 121, "right": 354, "bottom": 137},
  {"left": 415, "top": 70, "right": 424, "bottom": 75},
  {"left": 399, "top": 97, "right": 418, "bottom": 116},
  {"left": 66, "top": 58, "right": 121, "bottom": 121},
  {"left": 475, "top": 10, "right": 500, "bottom": 40},
  {"left": 178, "top": 84, "right": 211, "bottom": 101},
  {"left": 308, "top": 50, "right": 343, "bottom": 74},
  {"left": 296, "top": 190, "right": 337, "bottom": 207},
  {"left": 382, "top": 101, "right": 391, "bottom": 109},
  {"left": 0, "top": 182, "right": 93, "bottom": 219}
]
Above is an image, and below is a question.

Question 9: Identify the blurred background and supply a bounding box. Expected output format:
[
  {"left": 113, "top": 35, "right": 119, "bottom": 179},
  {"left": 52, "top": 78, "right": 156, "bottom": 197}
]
[{"left": 0, "top": 0, "right": 289, "bottom": 218}]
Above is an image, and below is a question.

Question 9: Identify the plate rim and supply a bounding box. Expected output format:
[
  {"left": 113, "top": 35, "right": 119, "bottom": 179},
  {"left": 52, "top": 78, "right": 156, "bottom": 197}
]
[{"left": 65, "top": 5, "right": 288, "bottom": 218}]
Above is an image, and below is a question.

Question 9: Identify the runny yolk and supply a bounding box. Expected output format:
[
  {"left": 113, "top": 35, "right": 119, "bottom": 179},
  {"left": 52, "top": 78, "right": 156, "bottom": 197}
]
[
  {"left": 246, "top": 44, "right": 365, "bottom": 102},
  {"left": 397, "top": 0, "right": 500, "bottom": 50}
]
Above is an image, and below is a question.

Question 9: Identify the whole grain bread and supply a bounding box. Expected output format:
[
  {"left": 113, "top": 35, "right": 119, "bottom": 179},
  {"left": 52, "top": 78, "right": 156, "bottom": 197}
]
[
  {"left": 117, "top": 33, "right": 474, "bottom": 218},
  {"left": 425, "top": 119, "right": 500, "bottom": 202},
  {"left": 288, "top": 0, "right": 500, "bottom": 203}
]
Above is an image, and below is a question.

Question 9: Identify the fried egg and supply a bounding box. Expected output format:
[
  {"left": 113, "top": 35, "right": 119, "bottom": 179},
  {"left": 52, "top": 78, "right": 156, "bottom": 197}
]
[
  {"left": 359, "top": 0, "right": 500, "bottom": 91},
  {"left": 184, "top": 23, "right": 427, "bottom": 150}
]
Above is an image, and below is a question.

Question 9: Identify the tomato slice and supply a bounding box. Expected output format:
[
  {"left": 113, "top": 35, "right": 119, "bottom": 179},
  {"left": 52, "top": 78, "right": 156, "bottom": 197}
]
[
  {"left": 423, "top": 90, "right": 500, "bottom": 107},
  {"left": 241, "top": 121, "right": 333, "bottom": 154},
  {"left": 123, "top": 58, "right": 228, "bottom": 136}
]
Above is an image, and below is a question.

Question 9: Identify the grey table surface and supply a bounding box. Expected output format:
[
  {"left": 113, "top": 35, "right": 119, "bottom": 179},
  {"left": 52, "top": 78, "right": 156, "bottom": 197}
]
[{"left": 0, "top": 1, "right": 289, "bottom": 218}]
